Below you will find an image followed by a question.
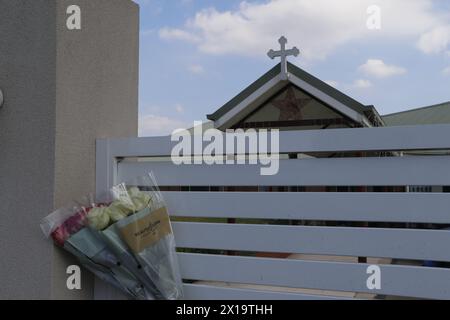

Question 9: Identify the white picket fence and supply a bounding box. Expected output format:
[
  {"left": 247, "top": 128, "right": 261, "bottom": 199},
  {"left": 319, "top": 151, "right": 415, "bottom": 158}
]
[{"left": 95, "top": 124, "right": 450, "bottom": 300}]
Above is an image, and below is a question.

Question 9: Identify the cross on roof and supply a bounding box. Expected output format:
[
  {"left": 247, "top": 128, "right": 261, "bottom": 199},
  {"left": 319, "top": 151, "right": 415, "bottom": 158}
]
[{"left": 267, "top": 36, "right": 300, "bottom": 80}]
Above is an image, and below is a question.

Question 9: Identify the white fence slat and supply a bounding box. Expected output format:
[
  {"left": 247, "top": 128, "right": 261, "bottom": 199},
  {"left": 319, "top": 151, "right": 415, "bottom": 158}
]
[
  {"left": 118, "top": 156, "right": 450, "bottom": 186},
  {"left": 182, "top": 284, "right": 349, "bottom": 300},
  {"left": 178, "top": 253, "right": 450, "bottom": 299},
  {"left": 106, "top": 124, "right": 450, "bottom": 157},
  {"left": 164, "top": 192, "right": 450, "bottom": 224},
  {"left": 173, "top": 222, "right": 450, "bottom": 262}
]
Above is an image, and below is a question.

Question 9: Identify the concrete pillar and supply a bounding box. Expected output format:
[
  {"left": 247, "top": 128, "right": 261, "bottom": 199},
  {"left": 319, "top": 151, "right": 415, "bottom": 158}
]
[{"left": 0, "top": 0, "right": 139, "bottom": 299}]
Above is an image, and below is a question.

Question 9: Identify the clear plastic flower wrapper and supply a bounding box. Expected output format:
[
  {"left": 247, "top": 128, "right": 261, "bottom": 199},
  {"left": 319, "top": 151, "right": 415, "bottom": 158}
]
[
  {"left": 88, "top": 172, "right": 183, "bottom": 300},
  {"left": 40, "top": 197, "right": 154, "bottom": 300}
]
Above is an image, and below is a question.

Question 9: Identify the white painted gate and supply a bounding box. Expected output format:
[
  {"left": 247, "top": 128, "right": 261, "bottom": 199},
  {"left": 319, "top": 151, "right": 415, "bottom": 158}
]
[{"left": 96, "top": 124, "right": 450, "bottom": 299}]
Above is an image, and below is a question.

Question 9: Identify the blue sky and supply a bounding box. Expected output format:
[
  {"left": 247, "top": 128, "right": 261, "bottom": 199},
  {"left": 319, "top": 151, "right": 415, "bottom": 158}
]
[{"left": 135, "top": 0, "right": 450, "bottom": 136}]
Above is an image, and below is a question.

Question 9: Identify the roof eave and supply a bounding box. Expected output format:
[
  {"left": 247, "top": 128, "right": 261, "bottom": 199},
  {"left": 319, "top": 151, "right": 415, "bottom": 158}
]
[
  {"left": 208, "top": 61, "right": 377, "bottom": 128},
  {"left": 207, "top": 64, "right": 282, "bottom": 121}
]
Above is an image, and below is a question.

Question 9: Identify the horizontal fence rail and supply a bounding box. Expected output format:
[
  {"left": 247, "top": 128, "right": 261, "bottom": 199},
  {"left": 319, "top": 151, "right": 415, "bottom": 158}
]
[
  {"left": 100, "top": 124, "right": 450, "bottom": 157},
  {"left": 182, "top": 283, "right": 349, "bottom": 300},
  {"left": 178, "top": 253, "right": 450, "bottom": 300},
  {"left": 163, "top": 192, "right": 450, "bottom": 224},
  {"left": 119, "top": 156, "right": 450, "bottom": 186},
  {"left": 173, "top": 222, "right": 450, "bottom": 262}
]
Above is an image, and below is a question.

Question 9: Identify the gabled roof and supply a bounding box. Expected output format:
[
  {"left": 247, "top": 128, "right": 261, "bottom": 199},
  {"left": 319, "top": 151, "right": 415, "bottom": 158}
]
[
  {"left": 207, "top": 62, "right": 375, "bottom": 127},
  {"left": 383, "top": 101, "right": 450, "bottom": 126}
]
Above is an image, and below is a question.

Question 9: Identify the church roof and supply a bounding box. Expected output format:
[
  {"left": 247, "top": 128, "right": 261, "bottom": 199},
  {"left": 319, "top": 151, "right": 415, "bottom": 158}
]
[
  {"left": 383, "top": 101, "right": 450, "bottom": 126},
  {"left": 207, "top": 62, "right": 375, "bottom": 123}
]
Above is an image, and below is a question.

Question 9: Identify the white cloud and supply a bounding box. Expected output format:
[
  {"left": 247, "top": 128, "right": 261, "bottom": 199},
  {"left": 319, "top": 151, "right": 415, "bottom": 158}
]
[
  {"left": 159, "top": 0, "right": 444, "bottom": 60},
  {"left": 418, "top": 25, "right": 450, "bottom": 54},
  {"left": 187, "top": 64, "right": 205, "bottom": 74},
  {"left": 324, "top": 80, "right": 339, "bottom": 88},
  {"left": 359, "top": 59, "right": 406, "bottom": 78},
  {"left": 175, "top": 104, "right": 185, "bottom": 113},
  {"left": 140, "top": 29, "right": 155, "bottom": 37},
  {"left": 159, "top": 28, "right": 200, "bottom": 43},
  {"left": 139, "top": 114, "right": 190, "bottom": 137},
  {"left": 443, "top": 66, "right": 450, "bottom": 75},
  {"left": 353, "top": 79, "right": 372, "bottom": 88}
]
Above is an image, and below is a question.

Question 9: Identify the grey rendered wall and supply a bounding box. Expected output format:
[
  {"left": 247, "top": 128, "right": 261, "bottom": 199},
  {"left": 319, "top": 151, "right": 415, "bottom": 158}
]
[
  {"left": 0, "top": 0, "right": 139, "bottom": 299},
  {"left": 0, "top": 0, "right": 57, "bottom": 300}
]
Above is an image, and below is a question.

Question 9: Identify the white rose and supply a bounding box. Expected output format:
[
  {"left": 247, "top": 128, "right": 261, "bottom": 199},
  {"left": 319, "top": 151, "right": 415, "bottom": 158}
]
[
  {"left": 129, "top": 188, "right": 152, "bottom": 212},
  {"left": 108, "top": 201, "right": 132, "bottom": 222},
  {"left": 87, "top": 207, "right": 111, "bottom": 230}
]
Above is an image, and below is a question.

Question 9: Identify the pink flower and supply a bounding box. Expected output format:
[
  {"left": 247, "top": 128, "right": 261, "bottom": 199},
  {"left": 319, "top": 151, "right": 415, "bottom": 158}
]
[
  {"left": 51, "top": 226, "right": 70, "bottom": 246},
  {"left": 51, "top": 207, "right": 93, "bottom": 246}
]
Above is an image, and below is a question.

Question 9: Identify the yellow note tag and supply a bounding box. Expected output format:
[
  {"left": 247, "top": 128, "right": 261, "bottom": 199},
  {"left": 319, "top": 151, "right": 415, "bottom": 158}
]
[{"left": 118, "top": 207, "right": 172, "bottom": 253}]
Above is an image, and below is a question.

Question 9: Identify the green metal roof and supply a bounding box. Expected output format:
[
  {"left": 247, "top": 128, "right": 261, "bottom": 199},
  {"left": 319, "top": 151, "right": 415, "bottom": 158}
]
[
  {"left": 207, "top": 62, "right": 372, "bottom": 121},
  {"left": 382, "top": 101, "right": 450, "bottom": 126}
]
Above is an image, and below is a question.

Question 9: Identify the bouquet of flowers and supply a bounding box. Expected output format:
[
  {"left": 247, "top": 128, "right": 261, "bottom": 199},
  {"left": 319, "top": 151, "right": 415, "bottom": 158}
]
[
  {"left": 41, "top": 200, "right": 152, "bottom": 299},
  {"left": 40, "top": 172, "right": 183, "bottom": 300}
]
